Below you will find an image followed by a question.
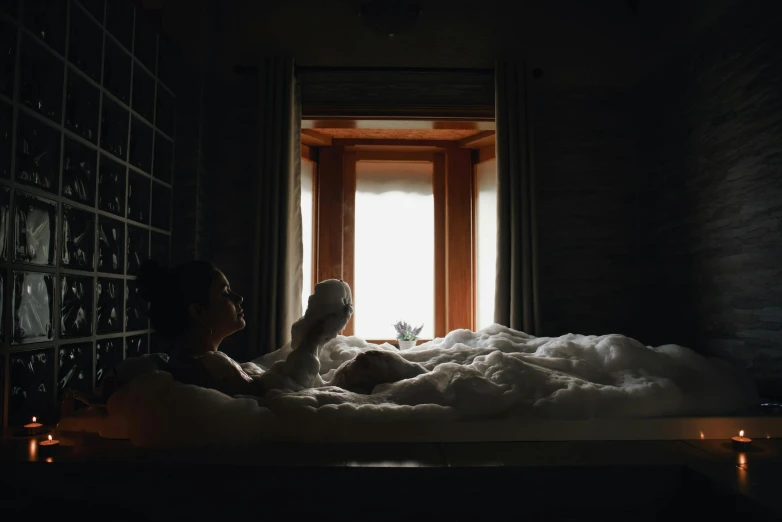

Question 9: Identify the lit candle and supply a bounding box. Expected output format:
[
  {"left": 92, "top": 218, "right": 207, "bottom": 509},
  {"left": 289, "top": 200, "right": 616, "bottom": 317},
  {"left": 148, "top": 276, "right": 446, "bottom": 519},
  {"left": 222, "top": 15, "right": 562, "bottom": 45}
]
[
  {"left": 23, "top": 416, "right": 43, "bottom": 435},
  {"left": 731, "top": 430, "right": 752, "bottom": 451},
  {"left": 39, "top": 434, "right": 60, "bottom": 453}
]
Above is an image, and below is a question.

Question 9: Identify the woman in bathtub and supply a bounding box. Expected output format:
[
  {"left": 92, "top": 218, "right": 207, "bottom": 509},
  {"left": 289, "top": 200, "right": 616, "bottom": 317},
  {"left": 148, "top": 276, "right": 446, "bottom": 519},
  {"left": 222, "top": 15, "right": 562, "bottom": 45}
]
[{"left": 137, "top": 260, "right": 425, "bottom": 397}]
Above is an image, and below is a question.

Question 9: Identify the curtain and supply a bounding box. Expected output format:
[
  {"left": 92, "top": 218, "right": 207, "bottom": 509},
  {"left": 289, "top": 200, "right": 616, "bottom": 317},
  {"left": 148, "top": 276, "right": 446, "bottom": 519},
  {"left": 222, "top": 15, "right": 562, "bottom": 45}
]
[
  {"left": 249, "top": 58, "right": 303, "bottom": 356},
  {"left": 494, "top": 61, "right": 540, "bottom": 335}
]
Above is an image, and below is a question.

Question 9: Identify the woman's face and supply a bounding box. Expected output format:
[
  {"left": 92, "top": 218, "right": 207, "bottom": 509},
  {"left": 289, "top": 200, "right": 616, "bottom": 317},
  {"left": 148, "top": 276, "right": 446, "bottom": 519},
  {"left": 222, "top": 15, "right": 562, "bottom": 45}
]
[{"left": 203, "top": 270, "right": 245, "bottom": 340}]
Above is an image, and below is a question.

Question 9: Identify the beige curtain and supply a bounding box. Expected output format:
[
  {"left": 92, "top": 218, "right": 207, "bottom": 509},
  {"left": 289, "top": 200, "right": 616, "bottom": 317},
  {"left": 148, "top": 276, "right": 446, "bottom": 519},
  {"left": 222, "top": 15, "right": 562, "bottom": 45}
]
[
  {"left": 494, "top": 61, "right": 540, "bottom": 334},
  {"left": 249, "top": 58, "right": 303, "bottom": 356}
]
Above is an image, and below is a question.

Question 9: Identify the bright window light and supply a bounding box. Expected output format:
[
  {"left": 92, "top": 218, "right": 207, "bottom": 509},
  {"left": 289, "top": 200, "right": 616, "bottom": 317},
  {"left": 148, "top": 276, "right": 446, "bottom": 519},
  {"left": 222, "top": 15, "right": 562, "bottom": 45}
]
[
  {"left": 301, "top": 160, "right": 314, "bottom": 317},
  {"left": 475, "top": 158, "right": 497, "bottom": 330},
  {"left": 354, "top": 161, "right": 434, "bottom": 339}
]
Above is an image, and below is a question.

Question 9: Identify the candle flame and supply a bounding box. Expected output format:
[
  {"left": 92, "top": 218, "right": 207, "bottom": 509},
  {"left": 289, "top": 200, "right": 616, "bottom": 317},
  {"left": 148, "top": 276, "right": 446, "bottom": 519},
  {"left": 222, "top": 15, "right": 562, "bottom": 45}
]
[
  {"left": 32, "top": 416, "right": 36, "bottom": 422},
  {"left": 740, "top": 430, "right": 744, "bottom": 437},
  {"left": 699, "top": 431, "right": 704, "bottom": 439},
  {"left": 48, "top": 435, "right": 52, "bottom": 441}
]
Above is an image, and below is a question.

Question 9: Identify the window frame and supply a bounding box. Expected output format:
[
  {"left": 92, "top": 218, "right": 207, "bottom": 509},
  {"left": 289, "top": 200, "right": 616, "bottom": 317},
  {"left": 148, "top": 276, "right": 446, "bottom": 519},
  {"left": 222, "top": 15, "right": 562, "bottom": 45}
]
[{"left": 307, "top": 140, "right": 483, "bottom": 344}]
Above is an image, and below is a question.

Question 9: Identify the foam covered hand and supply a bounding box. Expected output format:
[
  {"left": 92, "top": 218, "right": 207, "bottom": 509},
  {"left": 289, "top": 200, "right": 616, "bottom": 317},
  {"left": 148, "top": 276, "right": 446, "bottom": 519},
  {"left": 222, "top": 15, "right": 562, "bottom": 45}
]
[
  {"left": 291, "top": 279, "right": 353, "bottom": 351},
  {"left": 262, "top": 279, "right": 354, "bottom": 390}
]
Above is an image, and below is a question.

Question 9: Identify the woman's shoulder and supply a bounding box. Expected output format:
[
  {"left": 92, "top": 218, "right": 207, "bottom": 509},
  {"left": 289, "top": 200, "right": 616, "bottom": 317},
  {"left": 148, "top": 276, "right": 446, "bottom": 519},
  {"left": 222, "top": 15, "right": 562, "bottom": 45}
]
[
  {"left": 198, "top": 351, "right": 244, "bottom": 373},
  {"left": 199, "top": 350, "right": 238, "bottom": 364}
]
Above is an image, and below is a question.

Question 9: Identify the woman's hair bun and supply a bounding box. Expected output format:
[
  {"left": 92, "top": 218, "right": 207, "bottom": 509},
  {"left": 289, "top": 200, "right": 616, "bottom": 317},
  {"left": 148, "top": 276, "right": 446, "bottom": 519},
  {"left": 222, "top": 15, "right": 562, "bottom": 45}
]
[{"left": 137, "top": 259, "right": 171, "bottom": 302}]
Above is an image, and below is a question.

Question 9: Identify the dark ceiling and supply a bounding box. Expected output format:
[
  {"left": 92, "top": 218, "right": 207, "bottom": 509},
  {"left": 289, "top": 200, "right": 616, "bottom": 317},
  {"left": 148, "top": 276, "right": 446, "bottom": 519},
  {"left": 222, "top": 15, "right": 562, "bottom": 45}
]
[{"left": 155, "top": 0, "right": 738, "bottom": 87}]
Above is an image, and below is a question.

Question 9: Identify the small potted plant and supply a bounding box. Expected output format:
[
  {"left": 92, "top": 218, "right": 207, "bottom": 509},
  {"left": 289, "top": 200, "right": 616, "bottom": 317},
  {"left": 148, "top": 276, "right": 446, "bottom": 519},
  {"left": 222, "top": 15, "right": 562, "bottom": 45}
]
[{"left": 394, "top": 321, "right": 423, "bottom": 350}]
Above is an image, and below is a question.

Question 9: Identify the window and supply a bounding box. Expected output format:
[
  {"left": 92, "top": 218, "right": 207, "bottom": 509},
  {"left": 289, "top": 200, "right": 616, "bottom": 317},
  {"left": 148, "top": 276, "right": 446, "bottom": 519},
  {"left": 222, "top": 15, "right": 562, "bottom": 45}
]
[
  {"left": 300, "top": 158, "right": 315, "bottom": 315},
  {"left": 353, "top": 161, "right": 435, "bottom": 339},
  {"left": 302, "top": 124, "right": 496, "bottom": 341},
  {"left": 475, "top": 158, "right": 497, "bottom": 330}
]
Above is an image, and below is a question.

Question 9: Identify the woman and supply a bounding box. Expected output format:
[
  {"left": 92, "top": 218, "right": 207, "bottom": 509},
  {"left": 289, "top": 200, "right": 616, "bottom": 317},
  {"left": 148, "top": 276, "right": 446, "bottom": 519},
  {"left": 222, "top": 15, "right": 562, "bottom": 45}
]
[
  {"left": 138, "top": 260, "right": 426, "bottom": 397},
  {"left": 138, "top": 260, "right": 266, "bottom": 396}
]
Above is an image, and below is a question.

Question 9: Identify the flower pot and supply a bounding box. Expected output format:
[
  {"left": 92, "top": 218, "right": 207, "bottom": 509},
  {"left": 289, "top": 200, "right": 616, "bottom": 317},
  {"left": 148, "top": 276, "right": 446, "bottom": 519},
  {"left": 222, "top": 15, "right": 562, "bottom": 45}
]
[{"left": 398, "top": 340, "right": 416, "bottom": 350}]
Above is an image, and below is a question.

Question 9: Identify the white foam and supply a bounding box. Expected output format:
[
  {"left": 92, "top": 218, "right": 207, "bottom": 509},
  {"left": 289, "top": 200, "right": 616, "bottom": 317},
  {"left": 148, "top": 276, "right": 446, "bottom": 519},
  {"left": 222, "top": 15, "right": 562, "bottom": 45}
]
[{"left": 107, "top": 325, "right": 758, "bottom": 447}]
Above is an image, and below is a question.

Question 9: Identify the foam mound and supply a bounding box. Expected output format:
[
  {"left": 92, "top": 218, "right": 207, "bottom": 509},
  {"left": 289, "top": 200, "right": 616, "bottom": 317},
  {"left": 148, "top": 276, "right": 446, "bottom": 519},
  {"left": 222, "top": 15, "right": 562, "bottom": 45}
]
[{"left": 106, "top": 325, "right": 758, "bottom": 447}]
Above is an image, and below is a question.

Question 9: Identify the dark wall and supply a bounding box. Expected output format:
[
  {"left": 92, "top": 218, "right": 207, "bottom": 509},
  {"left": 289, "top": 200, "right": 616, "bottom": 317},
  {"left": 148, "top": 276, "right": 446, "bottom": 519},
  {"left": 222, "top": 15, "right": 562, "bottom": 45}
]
[
  {"left": 198, "top": 73, "right": 258, "bottom": 360},
  {"left": 640, "top": 1, "right": 782, "bottom": 398},
  {"left": 535, "top": 85, "right": 641, "bottom": 339}
]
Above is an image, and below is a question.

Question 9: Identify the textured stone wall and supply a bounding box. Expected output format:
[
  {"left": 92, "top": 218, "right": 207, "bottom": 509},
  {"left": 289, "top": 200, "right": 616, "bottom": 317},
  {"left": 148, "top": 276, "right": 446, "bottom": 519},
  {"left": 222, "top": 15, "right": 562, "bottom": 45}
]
[
  {"left": 534, "top": 85, "right": 642, "bottom": 339},
  {"left": 639, "top": 2, "right": 782, "bottom": 398}
]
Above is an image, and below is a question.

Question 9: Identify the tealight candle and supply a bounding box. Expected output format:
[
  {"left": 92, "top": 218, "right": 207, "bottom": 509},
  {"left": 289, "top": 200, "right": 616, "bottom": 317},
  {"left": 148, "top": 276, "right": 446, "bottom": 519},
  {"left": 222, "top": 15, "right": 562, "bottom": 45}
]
[
  {"left": 731, "top": 430, "right": 752, "bottom": 451},
  {"left": 23, "top": 416, "right": 43, "bottom": 435},
  {"left": 39, "top": 435, "right": 60, "bottom": 454}
]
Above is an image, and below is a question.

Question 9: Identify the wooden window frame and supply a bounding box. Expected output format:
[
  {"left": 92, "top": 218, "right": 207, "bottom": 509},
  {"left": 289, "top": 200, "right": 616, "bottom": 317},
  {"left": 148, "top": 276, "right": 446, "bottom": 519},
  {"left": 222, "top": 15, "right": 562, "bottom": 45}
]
[{"left": 308, "top": 140, "right": 482, "bottom": 344}]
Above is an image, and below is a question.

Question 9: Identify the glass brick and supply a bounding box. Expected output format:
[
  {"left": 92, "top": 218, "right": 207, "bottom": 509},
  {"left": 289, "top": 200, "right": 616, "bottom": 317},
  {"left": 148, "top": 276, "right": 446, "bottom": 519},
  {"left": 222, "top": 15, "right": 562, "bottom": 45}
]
[
  {"left": 127, "top": 169, "right": 150, "bottom": 224},
  {"left": 9, "top": 348, "right": 55, "bottom": 426},
  {"left": 62, "top": 278, "right": 93, "bottom": 337},
  {"left": 127, "top": 224, "right": 148, "bottom": 275},
  {"left": 12, "top": 270, "right": 54, "bottom": 344},
  {"left": 15, "top": 113, "right": 60, "bottom": 193},
  {"left": 19, "top": 35, "right": 64, "bottom": 122},
  {"left": 125, "top": 333, "right": 147, "bottom": 359},
  {"left": 98, "top": 154, "right": 125, "bottom": 216},
  {"left": 96, "top": 277, "right": 122, "bottom": 332},
  {"left": 65, "top": 69, "right": 100, "bottom": 143},
  {"left": 62, "top": 137, "right": 97, "bottom": 204},
  {"left": 59, "top": 342, "right": 93, "bottom": 393},
  {"left": 14, "top": 191, "right": 57, "bottom": 266},
  {"left": 97, "top": 217, "right": 124, "bottom": 273},
  {"left": 23, "top": 0, "right": 66, "bottom": 54},
  {"left": 60, "top": 275, "right": 93, "bottom": 338},
  {"left": 100, "top": 96, "right": 128, "bottom": 160},
  {"left": 129, "top": 117, "right": 153, "bottom": 173},
  {"left": 61, "top": 204, "right": 95, "bottom": 269},
  {"left": 68, "top": 4, "right": 102, "bottom": 81},
  {"left": 125, "top": 278, "right": 147, "bottom": 331},
  {"left": 95, "top": 337, "right": 122, "bottom": 387}
]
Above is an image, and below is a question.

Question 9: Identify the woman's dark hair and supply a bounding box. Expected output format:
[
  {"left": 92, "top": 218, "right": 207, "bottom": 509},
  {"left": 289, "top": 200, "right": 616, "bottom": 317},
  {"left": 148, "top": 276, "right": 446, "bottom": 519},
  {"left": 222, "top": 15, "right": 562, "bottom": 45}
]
[{"left": 137, "top": 260, "right": 219, "bottom": 340}]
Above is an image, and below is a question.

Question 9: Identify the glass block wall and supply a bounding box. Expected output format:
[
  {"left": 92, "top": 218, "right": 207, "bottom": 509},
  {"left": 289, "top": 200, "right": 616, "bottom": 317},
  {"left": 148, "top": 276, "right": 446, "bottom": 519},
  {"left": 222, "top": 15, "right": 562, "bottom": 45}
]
[{"left": 0, "top": 0, "right": 175, "bottom": 429}]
